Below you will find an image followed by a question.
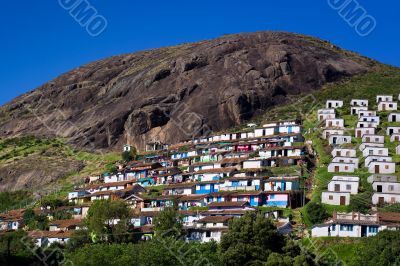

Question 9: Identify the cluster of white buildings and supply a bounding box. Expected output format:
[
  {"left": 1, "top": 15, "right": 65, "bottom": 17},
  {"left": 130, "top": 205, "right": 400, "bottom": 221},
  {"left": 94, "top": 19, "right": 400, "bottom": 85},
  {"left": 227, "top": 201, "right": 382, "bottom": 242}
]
[{"left": 314, "top": 94, "right": 400, "bottom": 237}]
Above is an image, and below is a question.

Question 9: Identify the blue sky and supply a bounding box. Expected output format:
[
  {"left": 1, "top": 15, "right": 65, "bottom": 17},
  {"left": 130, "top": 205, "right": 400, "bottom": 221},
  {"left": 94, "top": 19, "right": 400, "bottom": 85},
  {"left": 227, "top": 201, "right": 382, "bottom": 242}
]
[{"left": 0, "top": 0, "right": 399, "bottom": 106}]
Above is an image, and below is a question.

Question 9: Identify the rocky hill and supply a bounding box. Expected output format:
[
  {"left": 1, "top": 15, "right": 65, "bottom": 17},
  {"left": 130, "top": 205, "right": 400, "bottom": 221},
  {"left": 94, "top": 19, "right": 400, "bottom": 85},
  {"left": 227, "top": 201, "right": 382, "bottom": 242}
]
[{"left": 0, "top": 31, "right": 374, "bottom": 151}]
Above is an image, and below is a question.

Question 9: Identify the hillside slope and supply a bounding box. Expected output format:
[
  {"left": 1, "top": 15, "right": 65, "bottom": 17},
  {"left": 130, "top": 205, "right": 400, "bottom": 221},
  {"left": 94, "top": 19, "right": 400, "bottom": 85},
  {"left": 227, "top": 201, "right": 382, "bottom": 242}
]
[{"left": 0, "top": 31, "right": 374, "bottom": 151}]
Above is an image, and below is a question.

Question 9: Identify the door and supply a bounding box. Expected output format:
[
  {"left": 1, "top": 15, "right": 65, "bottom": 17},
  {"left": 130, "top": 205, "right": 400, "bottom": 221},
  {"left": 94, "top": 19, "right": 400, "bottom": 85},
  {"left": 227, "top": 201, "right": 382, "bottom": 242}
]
[
  {"left": 392, "top": 115, "right": 396, "bottom": 122},
  {"left": 383, "top": 104, "right": 386, "bottom": 111},
  {"left": 378, "top": 197, "right": 385, "bottom": 205},
  {"left": 377, "top": 185, "right": 382, "bottom": 193},
  {"left": 336, "top": 151, "right": 340, "bottom": 157},
  {"left": 366, "top": 137, "right": 370, "bottom": 142},
  {"left": 375, "top": 165, "right": 380, "bottom": 174},
  {"left": 357, "top": 131, "right": 362, "bottom": 138},
  {"left": 328, "top": 121, "right": 333, "bottom": 127},
  {"left": 335, "top": 166, "right": 340, "bottom": 172},
  {"left": 361, "top": 226, "right": 367, "bottom": 237},
  {"left": 320, "top": 115, "right": 323, "bottom": 121},
  {"left": 334, "top": 184, "right": 340, "bottom": 192},
  {"left": 340, "top": 196, "right": 346, "bottom": 205}
]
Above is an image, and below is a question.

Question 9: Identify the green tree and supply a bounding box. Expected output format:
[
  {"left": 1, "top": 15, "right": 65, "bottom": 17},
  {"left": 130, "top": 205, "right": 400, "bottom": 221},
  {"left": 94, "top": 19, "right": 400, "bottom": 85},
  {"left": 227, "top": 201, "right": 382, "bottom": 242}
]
[
  {"left": 350, "top": 230, "right": 400, "bottom": 266},
  {"left": 153, "top": 206, "right": 183, "bottom": 238},
  {"left": 349, "top": 192, "right": 372, "bottom": 213},
  {"left": 305, "top": 202, "right": 329, "bottom": 224},
  {"left": 22, "top": 208, "right": 48, "bottom": 230},
  {"left": 0, "top": 231, "right": 36, "bottom": 265},
  {"left": 220, "top": 212, "right": 285, "bottom": 265},
  {"left": 67, "top": 243, "right": 139, "bottom": 266},
  {"left": 85, "top": 199, "right": 132, "bottom": 243},
  {"left": 122, "top": 147, "right": 137, "bottom": 162}
]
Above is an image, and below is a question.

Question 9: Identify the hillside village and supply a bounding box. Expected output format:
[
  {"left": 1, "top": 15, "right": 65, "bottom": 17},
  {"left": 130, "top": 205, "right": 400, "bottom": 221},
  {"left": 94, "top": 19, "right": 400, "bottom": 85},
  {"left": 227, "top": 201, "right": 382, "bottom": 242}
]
[{"left": 2, "top": 93, "right": 400, "bottom": 247}]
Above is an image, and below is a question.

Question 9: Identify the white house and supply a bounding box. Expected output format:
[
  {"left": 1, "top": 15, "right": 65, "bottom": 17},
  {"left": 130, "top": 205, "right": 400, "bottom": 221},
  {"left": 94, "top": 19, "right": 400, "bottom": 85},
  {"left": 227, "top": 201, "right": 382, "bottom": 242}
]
[
  {"left": 332, "top": 157, "right": 359, "bottom": 168},
  {"left": 372, "top": 193, "right": 400, "bottom": 205},
  {"left": 388, "top": 113, "right": 400, "bottom": 122},
  {"left": 326, "top": 100, "right": 343, "bottom": 109},
  {"left": 311, "top": 212, "right": 388, "bottom": 238},
  {"left": 325, "top": 118, "right": 344, "bottom": 128},
  {"left": 362, "top": 147, "right": 389, "bottom": 157},
  {"left": 358, "top": 110, "right": 376, "bottom": 118},
  {"left": 372, "top": 179, "right": 400, "bottom": 194},
  {"left": 364, "top": 156, "right": 392, "bottom": 167},
  {"left": 378, "top": 101, "right": 398, "bottom": 111},
  {"left": 327, "top": 176, "right": 359, "bottom": 194},
  {"left": 328, "top": 162, "right": 356, "bottom": 173},
  {"left": 377, "top": 95, "right": 393, "bottom": 102},
  {"left": 358, "top": 142, "right": 384, "bottom": 151},
  {"left": 362, "top": 134, "right": 384, "bottom": 144},
  {"left": 359, "top": 116, "right": 380, "bottom": 125},
  {"left": 355, "top": 127, "right": 375, "bottom": 138},
  {"left": 317, "top": 109, "right": 336, "bottom": 121},
  {"left": 356, "top": 121, "right": 378, "bottom": 128},
  {"left": 331, "top": 148, "right": 357, "bottom": 158},
  {"left": 321, "top": 191, "right": 350, "bottom": 206},
  {"left": 323, "top": 129, "right": 344, "bottom": 139},
  {"left": 242, "top": 159, "right": 267, "bottom": 169},
  {"left": 351, "top": 106, "right": 368, "bottom": 115},
  {"left": 328, "top": 135, "right": 352, "bottom": 146},
  {"left": 351, "top": 99, "right": 368, "bottom": 107},
  {"left": 368, "top": 161, "right": 396, "bottom": 174},
  {"left": 390, "top": 134, "right": 400, "bottom": 142},
  {"left": 387, "top": 127, "right": 400, "bottom": 136},
  {"left": 254, "top": 127, "right": 276, "bottom": 137}
]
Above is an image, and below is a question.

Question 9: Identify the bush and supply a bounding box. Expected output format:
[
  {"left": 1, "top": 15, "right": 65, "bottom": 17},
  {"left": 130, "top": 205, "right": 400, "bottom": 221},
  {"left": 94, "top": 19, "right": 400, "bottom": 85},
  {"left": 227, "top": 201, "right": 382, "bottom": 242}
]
[
  {"left": 305, "top": 202, "right": 329, "bottom": 224},
  {"left": 349, "top": 192, "right": 372, "bottom": 213}
]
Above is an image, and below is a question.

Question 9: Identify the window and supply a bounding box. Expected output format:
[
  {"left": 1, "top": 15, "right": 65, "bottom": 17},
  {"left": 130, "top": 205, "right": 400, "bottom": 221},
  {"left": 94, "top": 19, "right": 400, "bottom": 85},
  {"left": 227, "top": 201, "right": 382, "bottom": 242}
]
[
  {"left": 385, "top": 165, "right": 389, "bottom": 170},
  {"left": 368, "top": 226, "right": 378, "bottom": 233},
  {"left": 340, "top": 224, "right": 353, "bottom": 231},
  {"left": 206, "top": 231, "right": 211, "bottom": 237},
  {"left": 332, "top": 224, "right": 336, "bottom": 231},
  {"left": 346, "top": 184, "right": 351, "bottom": 190},
  {"left": 345, "top": 166, "right": 349, "bottom": 170},
  {"left": 329, "top": 195, "right": 333, "bottom": 200},
  {"left": 378, "top": 150, "right": 383, "bottom": 155},
  {"left": 389, "top": 185, "right": 394, "bottom": 191}
]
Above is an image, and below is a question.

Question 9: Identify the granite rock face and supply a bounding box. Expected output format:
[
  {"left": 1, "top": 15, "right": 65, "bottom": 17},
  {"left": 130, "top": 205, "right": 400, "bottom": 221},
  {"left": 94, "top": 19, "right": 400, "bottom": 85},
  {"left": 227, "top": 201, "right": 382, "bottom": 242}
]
[{"left": 0, "top": 31, "right": 373, "bottom": 150}]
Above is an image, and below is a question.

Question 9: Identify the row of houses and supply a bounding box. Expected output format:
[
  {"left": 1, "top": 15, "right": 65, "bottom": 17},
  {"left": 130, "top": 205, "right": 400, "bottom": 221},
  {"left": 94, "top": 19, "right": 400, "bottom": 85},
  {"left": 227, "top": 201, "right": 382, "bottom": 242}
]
[{"left": 0, "top": 120, "right": 306, "bottom": 246}]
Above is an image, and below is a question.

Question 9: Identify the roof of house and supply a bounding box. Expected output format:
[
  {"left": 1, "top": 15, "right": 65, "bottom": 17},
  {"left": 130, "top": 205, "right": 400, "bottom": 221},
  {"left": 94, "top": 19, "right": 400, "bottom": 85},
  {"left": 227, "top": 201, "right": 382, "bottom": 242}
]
[
  {"left": 193, "top": 167, "right": 236, "bottom": 175},
  {"left": 197, "top": 216, "right": 233, "bottom": 223},
  {"left": 28, "top": 230, "right": 74, "bottom": 239},
  {"left": 220, "top": 157, "right": 246, "bottom": 165},
  {"left": 378, "top": 212, "right": 400, "bottom": 224},
  {"left": 208, "top": 201, "right": 249, "bottom": 208},
  {"left": 164, "top": 182, "right": 196, "bottom": 189},
  {"left": 179, "top": 194, "right": 207, "bottom": 201},
  {"left": 0, "top": 209, "right": 25, "bottom": 221},
  {"left": 49, "top": 219, "right": 82, "bottom": 228}
]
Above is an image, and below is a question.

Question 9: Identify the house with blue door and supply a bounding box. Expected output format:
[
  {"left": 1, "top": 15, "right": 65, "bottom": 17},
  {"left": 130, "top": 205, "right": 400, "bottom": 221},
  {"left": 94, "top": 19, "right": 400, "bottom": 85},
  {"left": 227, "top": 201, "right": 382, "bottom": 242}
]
[
  {"left": 205, "top": 192, "right": 233, "bottom": 204},
  {"left": 195, "top": 180, "right": 222, "bottom": 194},
  {"left": 230, "top": 191, "right": 265, "bottom": 206},
  {"left": 221, "top": 176, "right": 265, "bottom": 191},
  {"left": 264, "top": 176, "right": 300, "bottom": 191},
  {"left": 312, "top": 211, "right": 400, "bottom": 237}
]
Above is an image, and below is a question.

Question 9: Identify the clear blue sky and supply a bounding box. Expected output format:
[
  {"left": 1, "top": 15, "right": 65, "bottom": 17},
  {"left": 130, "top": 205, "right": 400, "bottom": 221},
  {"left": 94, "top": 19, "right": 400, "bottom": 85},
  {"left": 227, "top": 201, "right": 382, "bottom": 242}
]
[{"left": 1, "top": 0, "right": 399, "bottom": 106}]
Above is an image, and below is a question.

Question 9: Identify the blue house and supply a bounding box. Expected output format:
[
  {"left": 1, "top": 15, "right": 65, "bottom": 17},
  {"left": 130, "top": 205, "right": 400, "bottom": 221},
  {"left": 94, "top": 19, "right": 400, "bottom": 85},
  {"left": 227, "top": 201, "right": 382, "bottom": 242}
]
[{"left": 195, "top": 180, "right": 222, "bottom": 194}]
